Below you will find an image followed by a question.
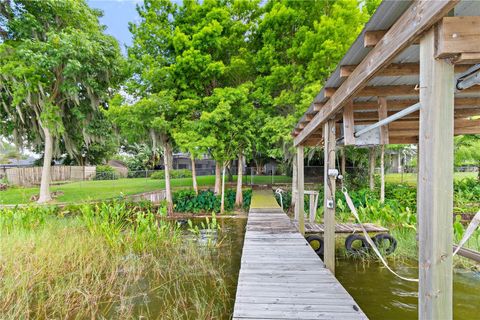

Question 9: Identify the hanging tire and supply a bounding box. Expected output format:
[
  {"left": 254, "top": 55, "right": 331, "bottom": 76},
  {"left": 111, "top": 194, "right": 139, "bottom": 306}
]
[
  {"left": 372, "top": 233, "right": 397, "bottom": 255},
  {"left": 345, "top": 234, "right": 370, "bottom": 254},
  {"left": 306, "top": 235, "right": 324, "bottom": 255}
]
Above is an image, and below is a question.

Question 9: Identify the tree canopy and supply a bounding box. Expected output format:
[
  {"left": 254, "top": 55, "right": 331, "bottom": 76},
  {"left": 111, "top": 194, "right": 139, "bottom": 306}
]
[{"left": 0, "top": 0, "right": 124, "bottom": 201}]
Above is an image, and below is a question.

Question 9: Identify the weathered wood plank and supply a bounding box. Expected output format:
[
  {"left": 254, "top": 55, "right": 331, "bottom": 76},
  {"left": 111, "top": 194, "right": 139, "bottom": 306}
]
[
  {"left": 233, "top": 191, "right": 367, "bottom": 320},
  {"left": 418, "top": 27, "right": 454, "bottom": 320}
]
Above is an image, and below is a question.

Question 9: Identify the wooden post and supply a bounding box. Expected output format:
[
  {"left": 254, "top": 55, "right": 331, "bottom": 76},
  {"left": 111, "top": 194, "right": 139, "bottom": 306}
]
[
  {"left": 297, "top": 146, "right": 305, "bottom": 235},
  {"left": 378, "top": 96, "right": 388, "bottom": 203},
  {"left": 380, "top": 145, "right": 385, "bottom": 203},
  {"left": 418, "top": 27, "right": 454, "bottom": 320},
  {"left": 369, "top": 147, "right": 376, "bottom": 191},
  {"left": 323, "top": 119, "right": 336, "bottom": 273},
  {"left": 343, "top": 101, "right": 355, "bottom": 145},
  {"left": 309, "top": 193, "right": 315, "bottom": 223},
  {"left": 340, "top": 147, "right": 346, "bottom": 177}
]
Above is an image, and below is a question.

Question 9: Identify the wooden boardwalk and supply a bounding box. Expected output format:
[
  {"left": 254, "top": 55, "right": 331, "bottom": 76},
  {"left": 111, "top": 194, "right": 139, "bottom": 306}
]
[
  {"left": 233, "top": 191, "right": 367, "bottom": 320},
  {"left": 293, "top": 221, "right": 388, "bottom": 234}
]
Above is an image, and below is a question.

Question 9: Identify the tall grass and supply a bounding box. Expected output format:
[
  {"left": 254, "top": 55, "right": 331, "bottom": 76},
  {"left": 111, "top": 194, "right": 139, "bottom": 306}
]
[{"left": 0, "top": 202, "right": 232, "bottom": 319}]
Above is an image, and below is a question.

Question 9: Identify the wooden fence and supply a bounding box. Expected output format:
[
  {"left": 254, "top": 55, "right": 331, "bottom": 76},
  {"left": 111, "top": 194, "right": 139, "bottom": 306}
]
[{"left": 4, "top": 166, "right": 96, "bottom": 186}]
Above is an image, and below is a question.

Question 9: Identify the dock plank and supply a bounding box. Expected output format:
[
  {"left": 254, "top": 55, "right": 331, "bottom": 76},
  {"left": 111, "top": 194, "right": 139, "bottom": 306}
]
[{"left": 233, "top": 191, "right": 368, "bottom": 320}]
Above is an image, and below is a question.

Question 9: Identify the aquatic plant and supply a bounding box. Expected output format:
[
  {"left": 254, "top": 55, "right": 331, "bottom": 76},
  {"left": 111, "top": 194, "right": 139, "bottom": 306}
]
[
  {"left": 0, "top": 202, "right": 233, "bottom": 319},
  {"left": 173, "top": 188, "right": 252, "bottom": 213}
]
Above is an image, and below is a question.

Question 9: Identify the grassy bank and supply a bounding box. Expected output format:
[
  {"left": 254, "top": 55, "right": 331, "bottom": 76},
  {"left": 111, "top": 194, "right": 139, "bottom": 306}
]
[
  {"left": 0, "top": 175, "right": 291, "bottom": 205},
  {"left": 0, "top": 203, "right": 233, "bottom": 319},
  {"left": 385, "top": 172, "right": 477, "bottom": 185}
]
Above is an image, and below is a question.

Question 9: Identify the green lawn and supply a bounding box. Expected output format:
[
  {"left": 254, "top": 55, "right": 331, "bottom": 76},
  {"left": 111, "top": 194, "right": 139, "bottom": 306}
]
[
  {"left": 385, "top": 172, "right": 477, "bottom": 185},
  {"left": 0, "top": 175, "right": 292, "bottom": 205}
]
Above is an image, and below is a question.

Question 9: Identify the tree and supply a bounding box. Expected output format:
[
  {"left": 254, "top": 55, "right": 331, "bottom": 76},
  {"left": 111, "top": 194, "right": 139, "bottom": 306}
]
[
  {"left": 251, "top": 1, "right": 369, "bottom": 166},
  {"left": 201, "top": 84, "right": 255, "bottom": 212},
  {"left": 107, "top": 92, "right": 178, "bottom": 214},
  {"left": 0, "top": 0, "right": 124, "bottom": 202}
]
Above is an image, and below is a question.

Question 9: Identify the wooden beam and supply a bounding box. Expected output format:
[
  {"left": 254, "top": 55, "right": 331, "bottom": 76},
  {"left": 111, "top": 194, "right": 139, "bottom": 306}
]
[
  {"left": 352, "top": 107, "right": 480, "bottom": 121},
  {"left": 343, "top": 101, "right": 355, "bottom": 145},
  {"left": 358, "top": 84, "right": 478, "bottom": 97},
  {"left": 353, "top": 97, "right": 480, "bottom": 111},
  {"left": 418, "top": 27, "right": 453, "bottom": 320},
  {"left": 305, "top": 114, "right": 314, "bottom": 121},
  {"left": 365, "top": 30, "right": 420, "bottom": 48},
  {"left": 340, "top": 63, "right": 472, "bottom": 78},
  {"left": 388, "top": 118, "right": 480, "bottom": 132},
  {"left": 294, "top": 0, "right": 459, "bottom": 147},
  {"left": 436, "top": 16, "right": 480, "bottom": 58},
  {"left": 364, "top": 30, "right": 388, "bottom": 48},
  {"left": 454, "top": 52, "right": 480, "bottom": 64},
  {"left": 297, "top": 146, "right": 305, "bottom": 236},
  {"left": 323, "top": 119, "right": 336, "bottom": 274},
  {"left": 324, "top": 87, "right": 336, "bottom": 99},
  {"left": 378, "top": 97, "right": 389, "bottom": 144},
  {"left": 389, "top": 136, "right": 419, "bottom": 144},
  {"left": 313, "top": 103, "right": 323, "bottom": 112}
]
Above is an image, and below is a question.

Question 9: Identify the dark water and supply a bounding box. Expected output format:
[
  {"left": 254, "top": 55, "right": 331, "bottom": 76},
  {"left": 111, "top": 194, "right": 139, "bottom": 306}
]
[
  {"left": 135, "top": 218, "right": 480, "bottom": 319},
  {"left": 212, "top": 218, "right": 480, "bottom": 320},
  {"left": 336, "top": 258, "right": 480, "bottom": 320}
]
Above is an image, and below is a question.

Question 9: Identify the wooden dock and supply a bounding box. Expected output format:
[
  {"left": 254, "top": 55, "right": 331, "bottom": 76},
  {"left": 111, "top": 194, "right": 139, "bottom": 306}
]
[
  {"left": 233, "top": 191, "right": 367, "bottom": 320},
  {"left": 293, "top": 221, "right": 388, "bottom": 234}
]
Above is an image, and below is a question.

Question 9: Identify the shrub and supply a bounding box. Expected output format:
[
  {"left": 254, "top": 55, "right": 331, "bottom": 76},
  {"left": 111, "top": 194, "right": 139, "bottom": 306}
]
[
  {"left": 94, "top": 165, "right": 119, "bottom": 180},
  {"left": 151, "top": 169, "right": 192, "bottom": 180},
  {"left": 173, "top": 189, "right": 252, "bottom": 213}
]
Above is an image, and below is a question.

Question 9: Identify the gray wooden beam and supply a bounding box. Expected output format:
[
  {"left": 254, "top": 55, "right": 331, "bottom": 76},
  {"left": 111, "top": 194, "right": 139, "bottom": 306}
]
[
  {"left": 297, "top": 146, "right": 305, "bottom": 236},
  {"left": 323, "top": 119, "right": 336, "bottom": 274},
  {"left": 418, "top": 27, "right": 454, "bottom": 320}
]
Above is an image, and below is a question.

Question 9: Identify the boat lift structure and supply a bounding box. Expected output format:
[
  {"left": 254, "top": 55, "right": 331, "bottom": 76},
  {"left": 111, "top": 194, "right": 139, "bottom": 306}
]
[{"left": 292, "top": 1, "right": 480, "bottom": 319}]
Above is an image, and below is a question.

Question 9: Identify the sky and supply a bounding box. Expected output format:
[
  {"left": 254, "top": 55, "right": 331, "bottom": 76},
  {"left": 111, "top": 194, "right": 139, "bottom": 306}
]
[{"left": 87, "top": 0, "right": 143, "bottom": 54}]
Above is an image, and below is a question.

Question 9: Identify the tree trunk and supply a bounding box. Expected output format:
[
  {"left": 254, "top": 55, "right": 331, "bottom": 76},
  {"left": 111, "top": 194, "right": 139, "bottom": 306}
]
[
  {"left": 214, "top": 161, "right": 221, "bottom": 194},
  {"left": 235, "top": 152, "right": 243, "bottom": 207},
  {"left": 341, "top": 147, "right": 346, "bottom": 177},
  {"left": 220, "top": 163, "right": 226, "bottom": 214},
  {"left": 380, "top": 145, "right": 385, "bottom": 203},
  {"left": 369, "top": 146, "right": 376, "bottom": 191},
  {"left": 38, "top": 126, "right": 53, "bottom": 203},
  {"left": 191, "top": 155, "right": 198, "bottom": 195},
  {"left": 164, "top": 142, "right": 174, "bottom": 216},
  {"left": 290, "top": 155, "right": 297, "bottom": 214}
]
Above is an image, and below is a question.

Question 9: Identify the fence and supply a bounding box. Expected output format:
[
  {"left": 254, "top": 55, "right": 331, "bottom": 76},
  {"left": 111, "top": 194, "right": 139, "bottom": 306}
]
[{"left": 2, "top": 166, "right": 96, "bottom": 186}]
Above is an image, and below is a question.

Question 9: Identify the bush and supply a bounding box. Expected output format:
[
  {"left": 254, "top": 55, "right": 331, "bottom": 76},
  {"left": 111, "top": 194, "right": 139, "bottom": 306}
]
[
  {"left": 151, "top": 169, "right": 192, "bottom": 180},
  {"left": 173, "top": 189, "right": 252, "bottom": 213},
  {"left": 95, "top": 165, "right": 119, "bottom": 180}
]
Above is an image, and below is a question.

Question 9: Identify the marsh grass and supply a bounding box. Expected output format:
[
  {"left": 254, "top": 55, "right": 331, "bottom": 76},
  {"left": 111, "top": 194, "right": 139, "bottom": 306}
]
[{"left": 0, "top": 203, "right": 233, "bottom": 319}]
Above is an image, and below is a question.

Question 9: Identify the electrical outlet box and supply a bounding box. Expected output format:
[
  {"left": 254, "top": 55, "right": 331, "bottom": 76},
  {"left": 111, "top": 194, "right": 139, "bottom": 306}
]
[{"left": 326, "top": 199, "right": 335, "bottom": 209}]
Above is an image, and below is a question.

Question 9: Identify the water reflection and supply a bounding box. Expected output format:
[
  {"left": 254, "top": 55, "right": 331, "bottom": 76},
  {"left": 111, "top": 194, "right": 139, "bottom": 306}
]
[{"left": 336, "top": 258, "right": 480, "bottom": 320}]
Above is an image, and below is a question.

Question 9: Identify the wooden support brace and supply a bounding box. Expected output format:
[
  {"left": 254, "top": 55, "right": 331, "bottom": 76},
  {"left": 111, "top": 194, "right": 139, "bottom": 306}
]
[
  {"left": 436, "top": 16, "right": 480, "bottom": 59},
  {"left": 297, "top": 146, "right": 305, "bottom": 236},
  {"left": 323, "top": 119, "right": 336, "bottom": 274},
  {"left": 343, "top": 101, "right": 355, "bottom": 145},
  {"left": 340, "top": 63, "right": 472, "bottom": 78},
  {"left": 418, "top": 27, "right": 454, "bottom": 320},
  {"left": 378, "top": 96, "right": 389, "bottom": 144}
]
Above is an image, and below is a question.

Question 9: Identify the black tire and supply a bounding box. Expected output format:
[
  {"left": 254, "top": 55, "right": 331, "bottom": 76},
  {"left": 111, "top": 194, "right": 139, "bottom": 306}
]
[
  {"left": 306, "top": 235, "right": 324, "bottom": 255},
  {"left": 345, "top": 234, "right": 370, "bottom": 254},
  {"left": 372, "top": 233, "right": 397, "bottom": 255}
]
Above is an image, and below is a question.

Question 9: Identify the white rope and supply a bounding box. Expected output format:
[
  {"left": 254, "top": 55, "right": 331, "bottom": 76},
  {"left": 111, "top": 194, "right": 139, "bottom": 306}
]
[
  {"left": 342, "top": 187, "right": 419, "bottom": 282},
  {"left": 343, "top": 187, "right": 480, "bottom": 281},
  {"left": 453, "top": 209, "right": 480, "bottom": 257},
  {"left": 275, "top": 188, "right": 284, "bottom": 210}
]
